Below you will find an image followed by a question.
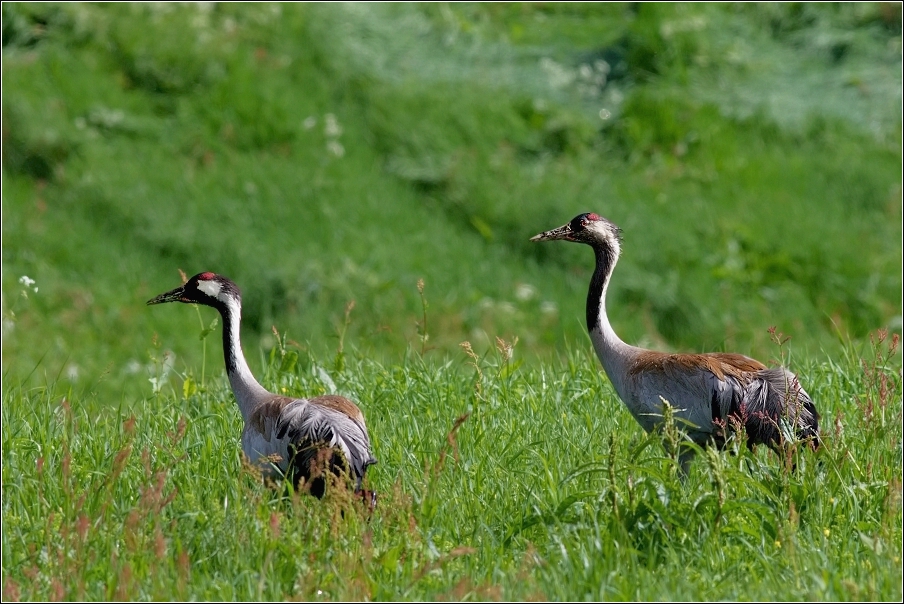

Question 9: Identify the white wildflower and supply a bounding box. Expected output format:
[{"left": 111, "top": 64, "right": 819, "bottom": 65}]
[
  {"left": 539, "top": 57, "right": 575, "bottom": 90},
  {"left": 324, "top": 113, "right": 342, "bottom": 138},
  {"left": 515, "top": 283, "right": 537, "bottom": 301},
  {"left": 326, "top": 140, "right": 345, "bottom": 158},
  {"left": 18, "top": 275, "right": 38, "bottom": 297}
]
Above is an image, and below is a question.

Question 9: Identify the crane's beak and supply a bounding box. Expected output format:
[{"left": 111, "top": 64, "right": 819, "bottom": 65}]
[
  {"left": 146, "top": 285, "right": 187, "bottom": 305},
  {"left": 530, "top": 223, "right": 573, "bottom": 242}
]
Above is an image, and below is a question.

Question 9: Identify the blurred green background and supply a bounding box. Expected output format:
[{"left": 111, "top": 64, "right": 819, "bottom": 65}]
[{"left": 2, "top": 2, "right": 901, "bottom": 397}]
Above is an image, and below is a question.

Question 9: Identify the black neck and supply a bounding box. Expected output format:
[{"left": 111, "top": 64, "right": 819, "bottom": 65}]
[
  {"left": 586, "top": 244, "right": 616, "bottom": 332},
  {"left": 210, "top": 300, "right": 240, "bottom": 375}
]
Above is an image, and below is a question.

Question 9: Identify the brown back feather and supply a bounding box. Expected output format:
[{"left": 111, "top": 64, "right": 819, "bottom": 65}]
[
  {"left": 630, "top": 351, "right": 767, "bottom": 381},
  {"left": 308, "top": 394, "right": 365, "bottom": 423}
]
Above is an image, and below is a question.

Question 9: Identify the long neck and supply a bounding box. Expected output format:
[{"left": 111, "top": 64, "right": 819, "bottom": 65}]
[
  {"left": 218, "top": 298, "right": 270, "bottom": 422},
  {"left": 586, "top": 244, "right": 641, "bottom": 401}
]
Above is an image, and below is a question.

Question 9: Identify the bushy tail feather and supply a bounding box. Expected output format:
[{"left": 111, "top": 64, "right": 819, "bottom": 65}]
[{"left": 736, "top": 367, "right": 820, "bottom": 451}]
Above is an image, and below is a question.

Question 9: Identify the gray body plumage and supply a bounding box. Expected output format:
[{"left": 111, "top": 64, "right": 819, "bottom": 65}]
[
  {"left": 532, "top": 213, "right": 820, "bottom": 465},
  {"left": 622, "top": 356, "right": 818, "bottom": 449}
]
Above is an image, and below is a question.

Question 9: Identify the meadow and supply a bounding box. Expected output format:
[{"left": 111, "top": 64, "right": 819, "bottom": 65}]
[{"left": 2, "top": 3, "right": 902, "bottom": 600}]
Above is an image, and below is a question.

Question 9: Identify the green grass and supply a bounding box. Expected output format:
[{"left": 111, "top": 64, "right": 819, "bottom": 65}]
[
  {"left": 2, "top": 327, "right": 901, "bottom": 600},
  {"left": 2, "top": 2, "right": 902, "bottom": 600}
]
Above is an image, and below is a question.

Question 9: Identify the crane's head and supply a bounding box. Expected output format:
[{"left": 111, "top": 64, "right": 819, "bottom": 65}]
[
  {"left": 147, "top": 272, "right": 241, "bottom": 309},
  {"left": 530, "top": 213, "right": 622, "bottom": 249}
]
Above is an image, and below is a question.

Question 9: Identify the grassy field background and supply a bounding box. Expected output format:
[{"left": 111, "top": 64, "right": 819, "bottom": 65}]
[{"left": 2, "top": 3, "right": 902, "bottom": 601}]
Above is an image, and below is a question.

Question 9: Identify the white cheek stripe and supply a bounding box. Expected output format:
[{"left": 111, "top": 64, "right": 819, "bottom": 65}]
[{"left": 197, "top": 279, "right": 222, "bottom": 298}]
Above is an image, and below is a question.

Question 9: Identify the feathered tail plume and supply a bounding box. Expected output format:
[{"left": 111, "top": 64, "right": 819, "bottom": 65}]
[{"left": 736, "top": 367, "right": 820, "bottom": 451}]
